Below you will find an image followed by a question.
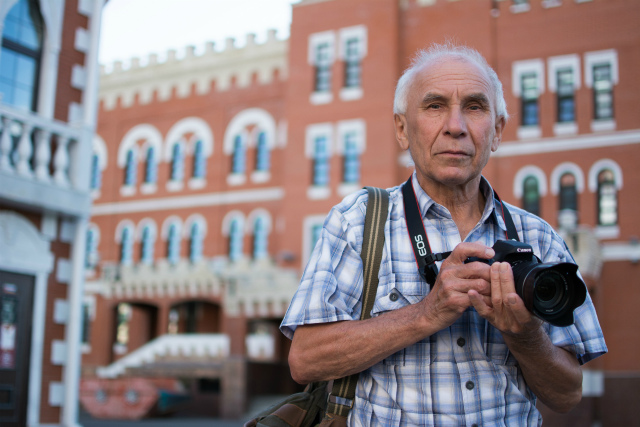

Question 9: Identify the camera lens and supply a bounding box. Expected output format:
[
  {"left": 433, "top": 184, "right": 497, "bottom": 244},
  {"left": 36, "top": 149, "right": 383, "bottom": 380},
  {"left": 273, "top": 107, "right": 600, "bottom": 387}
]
[{"left": 533, "top": 270, "right": 566, "bottom": 311}]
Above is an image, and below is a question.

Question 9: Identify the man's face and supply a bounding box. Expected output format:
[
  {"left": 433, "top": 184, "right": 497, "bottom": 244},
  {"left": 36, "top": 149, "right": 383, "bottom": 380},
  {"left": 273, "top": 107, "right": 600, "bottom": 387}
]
[{"left": 395, "top": 57, "right": 505, "bottom": 192}]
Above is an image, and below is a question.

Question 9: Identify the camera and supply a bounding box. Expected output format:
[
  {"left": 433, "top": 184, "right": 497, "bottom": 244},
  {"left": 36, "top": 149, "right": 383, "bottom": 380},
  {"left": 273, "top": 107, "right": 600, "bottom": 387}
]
[{"left": 465, "top": 240, "right": 587, "bottom": 327}]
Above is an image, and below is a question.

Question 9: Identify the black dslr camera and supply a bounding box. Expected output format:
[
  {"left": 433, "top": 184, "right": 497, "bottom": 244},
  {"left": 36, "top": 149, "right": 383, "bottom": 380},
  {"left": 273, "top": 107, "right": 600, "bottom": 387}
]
[{"left": 466, "top": 240, "right": 587, "bottom": 327}]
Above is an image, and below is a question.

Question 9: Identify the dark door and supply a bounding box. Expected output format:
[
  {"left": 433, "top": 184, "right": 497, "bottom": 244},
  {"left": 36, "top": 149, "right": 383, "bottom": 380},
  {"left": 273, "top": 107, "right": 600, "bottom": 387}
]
[{"left": 0, "top": 270, "right": 35, "bottom": 427}]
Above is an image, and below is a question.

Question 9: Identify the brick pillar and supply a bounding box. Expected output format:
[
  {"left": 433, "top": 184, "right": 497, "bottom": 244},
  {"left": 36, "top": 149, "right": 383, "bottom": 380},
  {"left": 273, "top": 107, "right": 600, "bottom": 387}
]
[
  {"left": 156, "top": 302, "right": 170, "bottom": 337},
  {"left": 221, "top": 356, "right": 246, "bottom": 418}
]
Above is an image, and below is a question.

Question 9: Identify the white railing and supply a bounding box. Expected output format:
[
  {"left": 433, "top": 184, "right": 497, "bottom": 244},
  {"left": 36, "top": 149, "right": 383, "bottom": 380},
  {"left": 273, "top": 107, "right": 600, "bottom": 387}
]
[
  {"left": 96, "top": 333, "right": 230, "bottom": 379},
  {"left": 246, "top": 333, "right": 275, "bottom": 361},
  {"left": 0, "top": 105, "right": 84, "bottom": 189}
]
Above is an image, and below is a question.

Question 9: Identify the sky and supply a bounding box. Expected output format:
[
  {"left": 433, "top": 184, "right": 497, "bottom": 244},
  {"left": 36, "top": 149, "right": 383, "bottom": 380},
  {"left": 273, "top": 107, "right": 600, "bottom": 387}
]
[{"left": 99, "top": 0, "right": 300, "bottom": 68}]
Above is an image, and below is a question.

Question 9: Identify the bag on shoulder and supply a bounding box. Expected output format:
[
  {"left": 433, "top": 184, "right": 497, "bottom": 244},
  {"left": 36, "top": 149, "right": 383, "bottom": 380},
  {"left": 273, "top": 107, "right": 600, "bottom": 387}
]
[
  {"left": 243, "top": 187, "right": 389, "bottom": 427},
  {"left": 243, "top": 382, "right": 329, "bottom": 427}
]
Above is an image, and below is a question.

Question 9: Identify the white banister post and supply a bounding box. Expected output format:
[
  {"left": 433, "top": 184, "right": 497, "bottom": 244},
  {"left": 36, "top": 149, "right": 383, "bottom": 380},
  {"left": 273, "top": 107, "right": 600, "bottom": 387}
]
[
  {"left": 53, "top": 134, "right": 70, "bottom": 187},
  {"left": 15, "top": 122, "right": 34, "bottom": 177},
  {"left": 33, "top": 128, "right": 52, "bottom": 182},
  {"left": 0, "top": 116, "right": 13, "bottom": 172}
]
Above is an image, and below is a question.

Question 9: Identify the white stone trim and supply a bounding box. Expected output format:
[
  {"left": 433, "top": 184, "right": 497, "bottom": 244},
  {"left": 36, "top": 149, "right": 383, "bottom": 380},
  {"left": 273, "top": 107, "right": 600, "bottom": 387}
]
[
  {"left": 135, "top": 218, "right": 158, "bottom": 241},
  {"left": 60, "top": 219, "right": 76, "bottom": 243},
  {"left": 92, "top": 187, "right": 285, "bottom": 216},
  {"left": 339, "top": 87, "right": 363, "bottom": 101},
  {"left": 223, "top": 108, "right": 277, "bottom": 154},
  {"left": 161, "top": 216, "right": 183, "bottom": 240},
  {"left": 550, "top": 162, "right": 585, "bottom": 195},
  {"left": 305, "top": 123, "right": 334, "bottom": 158},
  {"left": 183, "top": 214, "right": 208, "bottom": 238},
  {"left": 0, "top": 210, "right": 55, "bottom": 427},
  {"left": 513, "top": 165, "right": 548, "bottom": 199},
  {"left": 547, "top": 54, "right": 581, "bottom": 93},
  {"left": 165, "top": 116, "right": 214, "bottom": 159},
  {"left": 247, "top": 209, "right": 273, "bottom": 235},
  {"left": 49, "top": 382, "right": 65, "bottom": 407},
  {"left": 56, "top": 258, "right": 72, "bottom": 284},
  {"left": 41, "top": 212, "right": 58, "bottom": 240},
  {"left": 307, "top": 186, "right": 331, "bottom": 200},
  {"left": 222, "top": 211, "right": 245, "bottom": 237},
  {"left": 553, "top": 121, "right": 578, "bottom": 136},
  {"left": 516, "top": 125, "right": 542, "bottom": 140},
  {"left": 53, "top": 299, "right": 69, "bottom": 324},
  {"left": 584, "top": 49, "right": 618, "bottom": 88},
  {"left": 114, "top": 219, "right": 135, "bottom": 243},
  {"left": 310, "top": 91, "right": 333, "bottom": 105},
  {"left": 51, "top": 340, "right": 67, "bottom": 365},
  {"left": 93, "top": 134, "right": 108, "bottom": 170},
  {"left": 511, "top": 59, "right": 545, "bottom": 97},
  {"left": 71, "top": 64, "right": 87, "bottom": 90},
  {"left": 591, "top": 119, "right": 616, "bottom": 133},
  {"left": 595, "top": 225, "right": 620, "bottom": 240},
  {"left": 74, "top": 27, "right": 90, "bottom": 52},
  {"left": 587, "top": 158, "right": 623, "bottom": 192},
  {"left": 338, "top": 25, "right": 367, "bottom": 60},
  {"left": 602, "top": 241, "right": 640, "bottom": 262}
]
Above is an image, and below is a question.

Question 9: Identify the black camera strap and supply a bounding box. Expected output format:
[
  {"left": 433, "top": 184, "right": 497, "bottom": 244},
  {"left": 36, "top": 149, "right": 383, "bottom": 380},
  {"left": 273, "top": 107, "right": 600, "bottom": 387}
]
[{"left": 402, "top": 176, "right": 520, "bottom": 286}]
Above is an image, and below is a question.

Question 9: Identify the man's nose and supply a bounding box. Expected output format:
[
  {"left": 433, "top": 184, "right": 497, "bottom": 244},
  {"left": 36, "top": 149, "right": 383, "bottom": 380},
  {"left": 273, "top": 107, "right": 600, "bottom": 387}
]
[{"left": 443, "top": 106, "right": 467, "bottom": 138}]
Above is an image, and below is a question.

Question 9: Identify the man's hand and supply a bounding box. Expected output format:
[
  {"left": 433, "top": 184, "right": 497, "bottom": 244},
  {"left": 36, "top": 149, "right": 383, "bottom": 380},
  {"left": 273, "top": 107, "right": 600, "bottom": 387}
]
[
  {"left": 420, "top": 242, "right": 495, "bottom": 330},
  {"left": 469, "top": 261, "right": 543, "bottom": 336}
]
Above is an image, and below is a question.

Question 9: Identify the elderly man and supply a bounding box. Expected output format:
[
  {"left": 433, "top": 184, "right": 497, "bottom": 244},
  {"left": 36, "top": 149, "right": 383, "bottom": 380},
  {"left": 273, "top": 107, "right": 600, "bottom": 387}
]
[{"left": 281, "top": 44, "right": 606, "bottom": 426}]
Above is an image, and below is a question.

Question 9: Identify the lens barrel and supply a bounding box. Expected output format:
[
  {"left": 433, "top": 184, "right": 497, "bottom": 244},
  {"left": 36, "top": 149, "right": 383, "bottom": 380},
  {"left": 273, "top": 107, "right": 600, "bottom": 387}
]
[{"left": 512, "top": 262, "right": 587, "bottom": 327}]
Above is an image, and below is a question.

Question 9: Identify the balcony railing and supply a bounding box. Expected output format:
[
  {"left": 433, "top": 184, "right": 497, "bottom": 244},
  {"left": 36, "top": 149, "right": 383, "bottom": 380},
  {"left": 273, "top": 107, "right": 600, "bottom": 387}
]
[{"left": 0, "top": 105, "right": 92, "bottom": 216}]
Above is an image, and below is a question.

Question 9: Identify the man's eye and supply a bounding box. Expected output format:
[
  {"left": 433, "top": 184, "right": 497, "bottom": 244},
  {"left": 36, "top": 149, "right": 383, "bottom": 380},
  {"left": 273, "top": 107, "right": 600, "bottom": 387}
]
[{"left": 427, "top": 104, "right": 441, "bottom": 110}]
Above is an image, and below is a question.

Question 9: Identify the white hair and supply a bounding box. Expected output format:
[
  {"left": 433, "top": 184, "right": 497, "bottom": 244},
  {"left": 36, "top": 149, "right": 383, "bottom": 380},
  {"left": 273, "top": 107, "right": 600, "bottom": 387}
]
[{"left": 393, "top": 43, "right": 509, "bottom": 122}]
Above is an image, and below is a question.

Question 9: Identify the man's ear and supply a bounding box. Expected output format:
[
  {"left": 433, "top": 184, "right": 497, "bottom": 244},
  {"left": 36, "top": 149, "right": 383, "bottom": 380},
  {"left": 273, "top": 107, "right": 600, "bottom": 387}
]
[
  {"left": 394, "top": 114, "right": 410, "bottom": 150},
  {"left": 491, "top": 116, "right": 506, "bottom": 152}
]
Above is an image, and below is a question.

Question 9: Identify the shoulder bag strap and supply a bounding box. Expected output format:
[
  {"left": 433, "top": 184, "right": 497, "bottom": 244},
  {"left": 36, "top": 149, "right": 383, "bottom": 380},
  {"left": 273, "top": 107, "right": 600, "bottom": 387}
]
[{"left": 326, "top": 186, "right": 389, "bottom": 418}]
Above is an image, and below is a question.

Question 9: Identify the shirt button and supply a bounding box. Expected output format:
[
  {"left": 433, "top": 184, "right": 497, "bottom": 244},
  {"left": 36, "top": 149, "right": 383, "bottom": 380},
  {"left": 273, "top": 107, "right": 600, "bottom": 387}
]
[
  {"left": 457, "top": 337, "right": 466, "bottom": 347},
  {"left": 389, "top": 291, "right": 399, "bottom": 302},
  {"left": 472, "top": 424, "right": 479, "bottom": 427},
  {"left": 466, "top": 381, "right": 475, "bottom": 390}
]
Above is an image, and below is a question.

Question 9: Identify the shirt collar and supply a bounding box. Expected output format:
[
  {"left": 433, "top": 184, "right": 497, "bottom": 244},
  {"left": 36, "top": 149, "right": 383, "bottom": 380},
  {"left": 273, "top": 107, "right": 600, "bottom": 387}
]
[{"left": 409, "top": 171, "right": 508, "bottom": 233}]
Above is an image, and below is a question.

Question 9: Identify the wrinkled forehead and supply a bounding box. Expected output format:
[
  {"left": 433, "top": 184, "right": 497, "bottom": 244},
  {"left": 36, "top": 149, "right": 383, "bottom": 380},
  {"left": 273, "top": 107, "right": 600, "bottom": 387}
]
[{"left": 412, "top": 55, "right": 495, "bottom": 100}]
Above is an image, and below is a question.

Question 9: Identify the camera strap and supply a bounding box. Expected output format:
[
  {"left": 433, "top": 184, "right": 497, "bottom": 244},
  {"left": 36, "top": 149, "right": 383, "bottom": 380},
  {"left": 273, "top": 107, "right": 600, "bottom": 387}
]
[{"left": 402, "top": 176, "right": 520, "bottom": 286}]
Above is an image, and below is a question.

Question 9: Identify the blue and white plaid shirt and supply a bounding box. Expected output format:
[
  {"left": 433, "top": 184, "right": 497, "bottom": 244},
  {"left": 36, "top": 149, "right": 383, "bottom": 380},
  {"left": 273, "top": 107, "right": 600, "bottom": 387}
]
[{"left": 281, "top": 173, "right": 607, "bottom": 427}]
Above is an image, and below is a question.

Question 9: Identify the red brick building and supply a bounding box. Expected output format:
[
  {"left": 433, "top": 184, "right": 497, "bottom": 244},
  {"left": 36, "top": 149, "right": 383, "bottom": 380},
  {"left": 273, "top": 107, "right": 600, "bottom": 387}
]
[
  {"left": 0, "top": 0, "right": 106, "bottom": 426},
  {"left": 85, "top": 0, "right": 640, "bottom": 424}
]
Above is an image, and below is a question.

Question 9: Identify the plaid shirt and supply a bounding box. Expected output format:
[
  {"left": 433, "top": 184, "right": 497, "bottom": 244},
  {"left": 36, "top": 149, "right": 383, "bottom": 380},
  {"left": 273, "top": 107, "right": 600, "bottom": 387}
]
[{"left": 281, "top": 173, "right": 607, "bottom": 427}]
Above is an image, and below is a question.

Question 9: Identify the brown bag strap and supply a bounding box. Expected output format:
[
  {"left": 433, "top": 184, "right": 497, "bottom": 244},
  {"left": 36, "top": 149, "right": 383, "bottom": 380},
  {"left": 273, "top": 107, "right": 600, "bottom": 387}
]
[{"left": 326, "top": 187, "right": 389, "bottom": 418}]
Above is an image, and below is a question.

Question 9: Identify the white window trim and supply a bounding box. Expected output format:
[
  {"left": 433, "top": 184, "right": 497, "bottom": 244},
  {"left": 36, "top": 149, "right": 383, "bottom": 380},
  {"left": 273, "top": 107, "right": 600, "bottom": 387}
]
[
  {"left": 117, "top": 124, "right": 163, "bottom": 167},
  {"left": 184, "top": 214, "right": 208, "bottom": 238},
  {"left": 335, "top": 119, "right": 366, "bottom": 155},
  {"left": 542, "top": 0, "right": 562, "bottom": 8},
  {"left": 587, "top": 159, "right": 623, "bottom": 193},
  {"left": 584, "top": 49, "right": 619, "bottom": 88},
  {"left": 547, "top": 54, "right": 581, "bottom": 93},
  {"left": 221, "top": 211, "right": 246, "bottom": 237},
  {"left": 310, "top": 91, "right": 334, "bottom": 105},
  {"left": 308, "top": 31, "right": 336, "bottom": 66},
  {"left": 512, "top": 59, "right": 545, "bottom": 98},
  {"left": 338, "top": 25, "right": 367, "bottom": 61},
  {"left": 165, "top": 116, "right": 214, "bottom": 157},
  {"left": 339, "top": 87, "right": 363, "bottom": 101},
  {"left": 510, "top": 2, "right": 531, "bottom": 13},
  {"left": 305, "top": 123, "right": 334, "bottom": 159},
  {"left": 513, "top": 165, "right": 548, "bottom": 199},
  {"left": 550, "top": 162, "right": 585, "bottom": 195},
  {"left": 161, "top": 216, "right": 183, "bottom": 240}
]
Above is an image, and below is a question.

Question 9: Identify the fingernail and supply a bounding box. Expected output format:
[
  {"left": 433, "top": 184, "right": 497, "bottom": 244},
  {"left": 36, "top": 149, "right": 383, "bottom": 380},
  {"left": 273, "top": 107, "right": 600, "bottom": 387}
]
[
  {"left": 485, "top": 248, "right": 495, "bottom": 258},
  {"left": 500, "top": 263, "right": 509, "bottom": 272},
  {"left": 508, "top": 295, "right": 517, "bottom": 305}
]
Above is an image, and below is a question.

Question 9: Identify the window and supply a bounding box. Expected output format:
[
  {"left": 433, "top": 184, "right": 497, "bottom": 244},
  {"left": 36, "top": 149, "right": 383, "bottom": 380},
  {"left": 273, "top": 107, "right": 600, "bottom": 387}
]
[
  {"left": 0, "top": 0, "right": 43, "bottom": 112},
  {"left": 229, "top": 218, "right": 243, "bottom": 262},
  {"left": 521, "top": 73, "right": 539, "bottom": 126},
  {"left": 166, "top": 223, "right": 180, "bottom": 265},
  {"left": 81, "top": 302, "right": 92, "bottom": 345},
  {"left": 90, "top": 153, "right": 101, "bottom": 190},
  {"left": 557, "top": 68, "right": 575, "bottom": 123},
  {"left": 597, "top": 169, "right": 617, "bottom": 226},
  {"left": 522, "top": 176, "right": 540, "bottom": 216},
  {"left": 124, "top": 149, "right": 137, "bottom": 186},
  {"left": 593, "top": 64, "right": 613, "bottom": 120},
  {"left": 253, "top": 217, "right": 268, "bottom": 260},
  {"left": 192, "top": 140, "right": 206, "bottom": 179},
  {"left": 140, "top": 225, "right": 155, "bottom": 265},
  {"left": 144, "top": 146, "right": 157, "bottom": 183},
  {"left": 231, "top": 135, "right": 246, "bottom": 174},
  {"left": 313, "top": 135, "right": 329, "bottom": 186},
  {"left": 314, "top": 42, "right": 332, "bottom": 92},
  {"left": 85, "top": 227, "right": 99, "bottom": 269},
  {"left": 559, "top": 173, "right": 578, "bottom": 211},
  {"left": 343, "top": 132, "right": 360, "bottom": 184},
  {"left": 115, "top": 303, "right": 132, "bottom": 346},
  {"left": 120, "top": 227, "right": 133, "bottom": 265},
  {"left": 170, "top": 142, "right": 184, "bottom": 181},
  {"left": 189, "top": 222, "right": 204, "bottom": 263},
  {"left": 311, "top": 224, "right": 323, "bottom": 254},
  {"left": 344, "top": 38, "right": 361, "bottom": 88},
  {"left": 255, "top": 131, "right": 270, "bottom": 172}
]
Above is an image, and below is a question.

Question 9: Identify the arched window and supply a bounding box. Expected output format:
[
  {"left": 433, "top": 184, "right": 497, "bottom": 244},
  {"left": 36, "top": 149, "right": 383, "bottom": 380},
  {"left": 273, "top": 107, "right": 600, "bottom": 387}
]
[
  {"left": 313, "top": 135, "right": 329, "bottom": 186},
  {"left": 166, "top": 223, "right": 180, "bottom": 265},
  {"left": 522, "top": 176, "right": 540, "bottom": 216},
  {"left": 140, "top": 225, "right": 155, "bottom": 265},
  {"left": 232, "top": 135, "right": 246, "bottom": 174},
  {"left": 90, "top": 152, "right": 101, "bottom": 190},
  {"left": 124, "top": 149, "right": 137, "bottom": 186},
  {"left": 253, "top": 217, "right": 268, "bottom": 260},
  {"left": 559, "top": 173, "right": 578, "bottom": 211},
  {"left": 597, "top": 169, "right": 617, "bottom": 226},
  {"left": 255, "top": 132, "right": 270, "bottom": 172},
  {"left": 144, "top": 146, "right": 157, "bottom": 183},
  {"left": 343, "top": 132, "right": 360, "bottom": 184},
  {"left": 120, "top": 227, "right": 133, "bottom": 265},
  {"left": 189, "top": 222, "right": 204, "bottom": 263},
  {"left": 192, "top": 140, "right": 206, "bottom": 179},
  {"left": 0, "top": 0, "right": 43, "bottom": 111},
  {"left": 229, "top": 218, "right": 243, "bottom": 261},
  {"left": 170, "top": 142, "right": 184, "bottom": 181}
]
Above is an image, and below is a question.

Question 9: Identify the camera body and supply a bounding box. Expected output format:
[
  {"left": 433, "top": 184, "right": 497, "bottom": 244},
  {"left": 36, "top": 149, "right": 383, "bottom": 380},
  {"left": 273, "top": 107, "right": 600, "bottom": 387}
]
[{"left": 466, "top": 240, "right": 587, "bottom": 327}]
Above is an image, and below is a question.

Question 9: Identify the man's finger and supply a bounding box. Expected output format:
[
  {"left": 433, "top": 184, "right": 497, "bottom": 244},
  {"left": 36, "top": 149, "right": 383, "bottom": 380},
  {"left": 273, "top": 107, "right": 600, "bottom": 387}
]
[{"left": 446, "top": 242, "right": 495, "bottom": 265}]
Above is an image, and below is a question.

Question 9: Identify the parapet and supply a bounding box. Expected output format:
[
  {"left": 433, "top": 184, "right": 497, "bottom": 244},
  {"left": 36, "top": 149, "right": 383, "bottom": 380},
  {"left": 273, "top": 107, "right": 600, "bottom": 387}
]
[{"left": 99, "top": 29, "right": 288, "bottom": 110}]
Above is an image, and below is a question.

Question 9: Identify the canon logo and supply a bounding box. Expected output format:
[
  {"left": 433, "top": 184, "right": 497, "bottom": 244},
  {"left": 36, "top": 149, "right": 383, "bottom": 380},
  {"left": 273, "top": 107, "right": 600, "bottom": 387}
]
[{"left": 516, "top": 248, "right": 532, "bottom": 253}]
